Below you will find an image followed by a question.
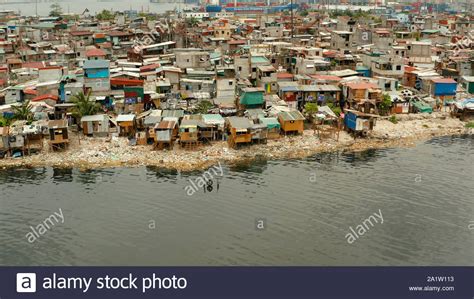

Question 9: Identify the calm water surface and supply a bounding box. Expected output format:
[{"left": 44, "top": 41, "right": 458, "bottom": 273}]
[
  {"left": 0, "top": 0, "right": 176, "bottom": 16},
  {"left": 0, "top": 135, "right": 473, "bottom": 266}
]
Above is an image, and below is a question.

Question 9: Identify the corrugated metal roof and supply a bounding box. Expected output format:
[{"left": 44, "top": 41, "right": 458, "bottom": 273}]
[
  {"left": 279, "top": 110, "right": 305, "bottom": 121},
  {"left": 116, "top": 114, "right": 136, "bottom": 122},
  {"left": 227, "top": 116, "right": 253, "bottom": 129},
  {"left": 81, "top": 114, "right": 108, "bottom": 122},
  {"left": 83, "top": 59, "right": 110, "bottom": 69}
]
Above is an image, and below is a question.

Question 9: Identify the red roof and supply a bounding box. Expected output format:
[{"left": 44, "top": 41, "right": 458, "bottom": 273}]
[
  {"left": 277, "top": 72, "right": 294, "bottom": 79},
  {"left": 108, "top": 31, "right": 132, "bottom": 37},
  {"left": 32, "top": 94, "right": 59, "bottom": 102},
  {"left": 432, "top": 78, "right": 457, "bottom": 84},
  {"left": 345, "top": 82, "right": 379, "bottom": 90},
  {"left": 110, "top": 78, "right": 144, "bottom": 86},
  {"left": 228, "top": 40, "right": 246, "bottom": 45},
  {"left": 23, "top": 89, "right": 38, "bottom": 95},
  {"left": 22, "top": 61, "right": 46, "bottom": 69},
  {"left": 140, "top": 63, "right": 160, "bottom": 72},
  {"left": 39, "top": 66, "right": 62, "bottom": 70},
  {"left": 70, "top": 31, "right": 93, "bottom": 36},
  {"left": 309, "top": 74, "right": 342, "bottom": 81},
  {"left": 85, "top": 48, "right": 106, "bottom": 57}
]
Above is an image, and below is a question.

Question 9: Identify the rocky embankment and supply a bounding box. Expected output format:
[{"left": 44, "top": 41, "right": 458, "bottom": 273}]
[{"left": 0, "top": 112, "right": 472, "bottom": 171}]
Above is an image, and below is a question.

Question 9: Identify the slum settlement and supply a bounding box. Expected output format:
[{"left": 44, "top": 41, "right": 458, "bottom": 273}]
[{"left": 0, "top": 4, "right": 473, "bottom": 165}]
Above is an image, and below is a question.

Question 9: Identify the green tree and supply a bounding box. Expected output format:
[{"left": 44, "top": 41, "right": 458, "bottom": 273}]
[
  {"left": 186, "top": 17, "right": 199, "bottom": 28},
  {"left": 304, "top": 102, "right": 319, "bottom": 121},
  {"left": 49, "top": 2, "right": 63, "bottom": 17},
  {"left": 195, "top": 100, "right": 213, "bottom": 114},
  {"left": 327, "top": 102, "right": 341, "bottom": 116},
  {"left": 71, "top": 91, "right": 101, "bottom": 119},
  {"left": 378, "top": 94, "right": 392, "bottom": 116},
  {"left": 96, "top": 9, "right": 115, "bottom": 21},
  {"left": 300, "top": 10, "right": 309, "bottom": 17},
  {"left": 12, "top": 101, "right": 33, "bottom": 122},
  {"left": 0, "top": 115, "right": 13, "bottom": 127}
]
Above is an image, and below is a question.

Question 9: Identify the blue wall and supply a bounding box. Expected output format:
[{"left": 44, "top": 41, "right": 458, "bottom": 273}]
[
  {"left": 434, "top": 83, "right": 457, "bottom": 96},
  {"left": 85, "top": 68, "right": 110, "bottom": 79}
]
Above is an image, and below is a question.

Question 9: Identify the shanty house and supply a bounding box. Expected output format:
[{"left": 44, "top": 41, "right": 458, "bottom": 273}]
[
  {"left": 278, "top": 110, "right": 305, "bottom": 135},
  {"left": 226, "top": 116, "right": 253, "bottom": 149},
  {"left": 0, "top": 126, "right": 9, "bottom": 157},
  {"left": 48, "top": 119, "right": 69, "bottom": 150},
  {"left": 461, "top": 76, "right": 474, "bottom": 94},
  {"left": 238, "top": 87, "right": 265, "bottom": 110},
  {"left": 430, "top": 78, "right": 457, "bottom": 102},
  {"left": 179, "top": 119, "right": 201, "bottom": 147},
  {"left": 81, "top": 114, "right": 112, "bottom": 137},
  {"left": 83, "top": 59, "right": 110, "bottom": 92},
  {"left": 116, "top": 114, "right": 136, "bottom": 136},
  {"left": 259, "top": 117, "right": 281, "bottom": 139},
  {"left": 201, "top": 114, "right": 225, "bottom": 141},
  {"left": 154, "top": 120, "right": 178, "bottom": 150}
]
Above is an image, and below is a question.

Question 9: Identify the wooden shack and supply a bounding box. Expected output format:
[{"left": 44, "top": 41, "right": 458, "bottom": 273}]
[
  {"left": 179, "top": 119, "right": 201, "bottom": 149},
  {"left": 0, "top": 126, "right": 9, "bottom": 158},
  {"left": 226, "top": 116, "right": 253, "bottom": 149},
  {"left": 259, "top": 117, "right": 281, "bottom": 139},
  {"left": 250, "top": 123, "right": 268, "bottom": 144},
  {"left": 344, "top": 109, "right": 379, "bottom": 137},
  {"left": 116, "top": 114, "right": 136, "bottom": 137},
  {"left": 201, "top": 114, "right": 225, "bottom": 141},
  {"left": 278, "top": 111, "right": 305, "bottom": 135},
  {"left": 8, "top": 121, "right": 26, "bottom": 156},
  {"left": 143, "top": 113, "right": 162, "bottom": 142},
  {"left": 48, "top": 119, "right": 69, "bottom": 150},
  {"left": 81, "top": 114, "right": 112, "bottom": 137},
  {"left": 154, "top": 120, "right": 177, "bottom": 150},
  {"left": 23, "top": 123, "right": 44, "bottom": 154}
]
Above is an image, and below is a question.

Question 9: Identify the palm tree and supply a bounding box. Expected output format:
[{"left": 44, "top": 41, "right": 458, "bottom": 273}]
[
  {"left": 12, "top": 100, "right": 33, "bottom": 122},
  {"left": 195, "top": 100, "right": 214, "bottom": 114},
  {"left": 71, "top": 91, "right": 101, "bottom": 119},
  {"left": 186, "top": 17, "right": 199, "bottom": 28}
]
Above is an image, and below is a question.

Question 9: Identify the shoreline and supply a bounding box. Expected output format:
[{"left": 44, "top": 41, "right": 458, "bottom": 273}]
[{"left": 0, "top": 113, "right": 472, "bottom": 171}]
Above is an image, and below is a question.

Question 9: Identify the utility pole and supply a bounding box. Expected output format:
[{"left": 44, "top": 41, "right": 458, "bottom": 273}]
[
  {"left": 290, "top": 0, "right": 294, "bottom": 40},
  {"left": 35, "top": 0, "right": 38, "bottom": 17}
]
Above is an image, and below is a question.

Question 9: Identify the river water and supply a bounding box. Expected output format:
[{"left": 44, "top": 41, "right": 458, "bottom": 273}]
[
  {"left": 0, "top": 0, "right": 176, "bottom": 16},
  {"left": 0, "top": 135, "right": 473, "bottom": 266}
]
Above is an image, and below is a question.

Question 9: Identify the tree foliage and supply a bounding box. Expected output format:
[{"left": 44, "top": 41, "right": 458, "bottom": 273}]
[
  {"left": 186, "top": 17, "right": 199, "bottom": 28},
  {"left": 12, "top": 101, "right": 33, "bottom": 122},
  {"left": 0, "top": 115, "right": 13, "bottom": 127},
  {"left": 49, "top": 2, "right": 63, "bottom": 17},
  {"left": 71, "top": 91, "right": 101, "bottom": 119},
  {"left": 304, "top": 102, "right": 319, "bottom": 115},
  {"left": 378, "top": 94, "right": 393, "bottom": 116},
  {"left": 96, "top": 9, "right": 115, "bottom": 21},
  {"left": 195, "top": 100, "right": 214, "bottom": 114}
]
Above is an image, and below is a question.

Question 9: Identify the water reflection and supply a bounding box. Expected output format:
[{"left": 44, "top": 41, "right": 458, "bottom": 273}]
[
  {"left": 52, "top": 168, "right": 73, "bottom": 183},
  {"left": 0, "top": 167, "right": 47, "bottom": 185},
  {"left": 0, "top": 136, "right": 472, "bottom": 266},
  {"left": 145, "top": 166, "right": 179, "bottom": 183}
]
